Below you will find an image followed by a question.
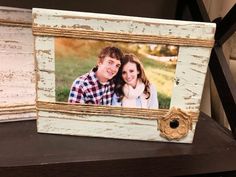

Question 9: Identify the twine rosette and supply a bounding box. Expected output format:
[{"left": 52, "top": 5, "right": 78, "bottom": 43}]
[{"left": 159, "top": 107, "right": 192, "bottom": 140}]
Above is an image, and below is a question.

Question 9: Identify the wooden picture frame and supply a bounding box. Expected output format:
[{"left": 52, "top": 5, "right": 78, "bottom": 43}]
[
  {"left": 0, "top": 7, "right": 36, "bottom": 122},
  {"left": 33, "top": 8, "right": 215, "bottom": 143}
]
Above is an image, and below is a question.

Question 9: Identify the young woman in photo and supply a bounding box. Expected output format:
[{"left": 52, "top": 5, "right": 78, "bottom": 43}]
[{"left": 112, "top": 54, "right": 159, "bottom": 109}]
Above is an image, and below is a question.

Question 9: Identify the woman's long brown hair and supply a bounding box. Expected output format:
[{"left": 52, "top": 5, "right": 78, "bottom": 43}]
[{"left": 114, "top": 54, "right": 150, "bottom": 102}]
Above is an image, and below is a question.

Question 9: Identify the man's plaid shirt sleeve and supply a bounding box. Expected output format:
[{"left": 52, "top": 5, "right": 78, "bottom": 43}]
[{"left": 68, "top": 79, "right": 85, "bottom": 103}]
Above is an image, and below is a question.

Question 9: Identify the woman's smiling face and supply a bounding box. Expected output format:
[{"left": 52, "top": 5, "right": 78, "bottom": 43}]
[{"left": 122, "top": 62, "right": 140, "bottom": 88}]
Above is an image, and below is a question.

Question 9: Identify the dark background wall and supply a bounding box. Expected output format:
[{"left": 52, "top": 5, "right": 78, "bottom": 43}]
[{"left": 0, "top": 0, "right": 177, "bottom": 19}]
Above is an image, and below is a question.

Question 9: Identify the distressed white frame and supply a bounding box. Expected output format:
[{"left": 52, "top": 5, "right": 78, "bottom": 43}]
[
  {"left": 33, "top": 8, "right": 215, "bottom": 143},
  {"left": 0, "top": 7, "right": 36, "bottom": 122}
]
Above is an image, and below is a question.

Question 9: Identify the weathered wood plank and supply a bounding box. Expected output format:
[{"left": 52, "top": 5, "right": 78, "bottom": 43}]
[
  {"left": 0, "top": 6, "right": 31, "bottom": 27},
  {"left": 35, "top": 36, "right": 55, "bottom": 102},
  {"left": 0, "top": 104, "right": 35, "bottom": 122},
  {"left": 32, "top": 8, "right": 215, "bottom": 47},
  {"left": 37, "top": 110, "right": 196, "bottom": 143},
  {"left": 0, "top": 7, "right": 36, "bottom": 121},
  {"left": 171, "top": 46, "right": 212, "bottom": 111}
]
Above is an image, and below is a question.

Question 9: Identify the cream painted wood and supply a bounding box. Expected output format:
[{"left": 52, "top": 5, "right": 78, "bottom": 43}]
[
  {"left": 170, "top": 46, "right": 212, "bottom": 111},
  {"left": 37, "top": 110, "right": 196, "bottom": 143},
  {"left": 0, "top": 7, "right": 36, "bottom": 121},
  {"left": 32, "top": 8, "right": 215, "bottom": 40},
  {"left": 35, "top": 36, "right": 55, "bottom": 102},
  {"left": 33, "top": 8, "right": 215, "bottom": 143},
  {"left": 32, "top": 8, "right": 215, "bottom": 47}
]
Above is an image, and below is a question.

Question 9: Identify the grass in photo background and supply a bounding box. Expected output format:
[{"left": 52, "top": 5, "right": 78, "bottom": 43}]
[{"left": 55, "top": 38, "right": 177, "bottom": 109}]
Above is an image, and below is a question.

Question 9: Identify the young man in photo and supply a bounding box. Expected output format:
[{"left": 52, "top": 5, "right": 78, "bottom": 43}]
[{"left": 68, "top": 46, "right": 123, "bottom": 105}]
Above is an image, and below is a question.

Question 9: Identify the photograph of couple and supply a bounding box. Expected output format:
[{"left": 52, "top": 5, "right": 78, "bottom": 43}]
[
  {"left": 55, "top": 38, "right": 178, "bottom": 109},
  {"left": 68, "top": 46, "right": 158, "bottom": 109}
]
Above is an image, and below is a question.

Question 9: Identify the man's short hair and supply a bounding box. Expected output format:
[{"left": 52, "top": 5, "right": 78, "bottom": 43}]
[{"left": 98, "top": 46, "right": 123, "bottom": 62}]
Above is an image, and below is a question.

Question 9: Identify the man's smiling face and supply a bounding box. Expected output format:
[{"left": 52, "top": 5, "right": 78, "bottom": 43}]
[{"left": 96, "top": 56, "right": 121, "bottom": 83}]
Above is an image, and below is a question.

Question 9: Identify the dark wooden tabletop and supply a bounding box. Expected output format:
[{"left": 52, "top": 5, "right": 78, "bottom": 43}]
[{"left": 0, "top": 112, "right": 236, "bottom": 177}]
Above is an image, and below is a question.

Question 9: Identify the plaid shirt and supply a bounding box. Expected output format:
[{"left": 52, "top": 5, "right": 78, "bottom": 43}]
[{"left": 68, "top": 68, "right": 115, "bottom": 105}]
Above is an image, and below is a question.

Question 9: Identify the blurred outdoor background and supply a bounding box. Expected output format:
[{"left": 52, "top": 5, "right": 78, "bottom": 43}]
[{"left": 55, "top": 38, "right": 178, "bottom": 109}]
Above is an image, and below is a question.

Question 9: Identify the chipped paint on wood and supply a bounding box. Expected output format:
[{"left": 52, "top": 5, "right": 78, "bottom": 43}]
[
  {"left": 0, "top": 7, "right": 36, "bottom": 121},
  {"left": 35, "top": 36, "right": 55, "bottom": 102},
  {"left": 37, "top": 110, "right": 197, "bottom": 143},
  {"left": 170, "top": 46, "right": 211, "bottom": 111},
  {"left": 32, "top": 8, "right": 216, "bottom": 47},
  {"left": 32, "top": 8, "right": 215, "bottom": 40},
  {"left": 0, "top": 6, "right": 32, "bottom": 27}
]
